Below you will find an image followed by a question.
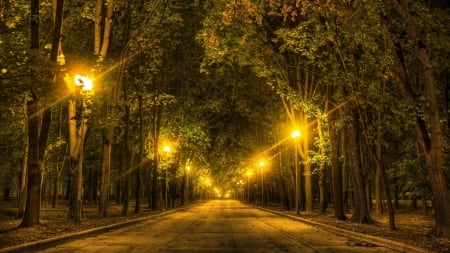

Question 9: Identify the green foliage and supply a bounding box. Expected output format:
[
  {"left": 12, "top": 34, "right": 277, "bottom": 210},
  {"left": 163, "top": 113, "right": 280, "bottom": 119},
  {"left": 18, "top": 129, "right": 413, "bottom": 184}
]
[{"left": 1, "top": 0, "right": 448, "bottom": 212}]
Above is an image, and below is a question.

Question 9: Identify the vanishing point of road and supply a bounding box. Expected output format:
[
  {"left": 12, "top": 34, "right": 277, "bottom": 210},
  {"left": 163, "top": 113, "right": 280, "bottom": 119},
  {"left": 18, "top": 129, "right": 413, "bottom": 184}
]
[{"left": 38, "top": 200, "right": 399, "bottom": 253}]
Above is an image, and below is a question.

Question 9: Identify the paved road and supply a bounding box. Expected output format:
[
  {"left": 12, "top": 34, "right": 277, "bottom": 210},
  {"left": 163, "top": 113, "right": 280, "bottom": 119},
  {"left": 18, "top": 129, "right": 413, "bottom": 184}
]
[{"left": 39, "top": 200, "right": 399, "bottom": 253}]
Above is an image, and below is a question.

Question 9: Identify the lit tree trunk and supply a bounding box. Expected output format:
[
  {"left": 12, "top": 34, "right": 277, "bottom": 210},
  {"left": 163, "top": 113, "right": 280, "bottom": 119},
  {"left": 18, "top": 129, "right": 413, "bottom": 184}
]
[
  {"left": 68, "top": 97, "right": 89, "bottom": 223},
  {"left": 276, "top": 142, "right": 290, "bottom": 211},
  {"left": 181, "top": 169, "right": 186, "bottom": 206},
  {"left": 21, "top": 0, "right": 54, "bottom": 228},
  {"left": 98, "top": 85, "right": 119, "bottom": 218},
  {"left": 151, "top": 106, "right": 162, "bottom": 210},
  {"left": 18, "top": 104, "right": 28, "bottom": 217},
  {"left": 317, "top": 118, "right": 327, "bottom": 215},
  {"left": 298, "top": 114, "right": 311, "bottom": 212},
  {"left": 96, "top": 0, "right": 115, "bottom": 218},
  {"left": 21, "top": 97, "right": 41, "bottom": 227}
]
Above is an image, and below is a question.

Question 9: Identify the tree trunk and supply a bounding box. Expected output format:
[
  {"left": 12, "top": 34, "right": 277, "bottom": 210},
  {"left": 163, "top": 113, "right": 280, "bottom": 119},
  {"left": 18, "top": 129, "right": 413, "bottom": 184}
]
[
  {"left": 21, "top": 0, "right": 53, "bottom": 227},
  {"left": 375, "top": 162, "right": 383, "bottom": 214},
  {"left": 317, "top": 118, "right": 327, "bottom": 215},
  {"left": 98, "top": 128, "right": 112, "bottom": 217},
  {"left": 300, "top": 116, "right": 312, "bottom": 213},
  {"left": 18, "top": 104, "right": 28, "bottom": 217},
  {"left": 363, "top": 109, "right": 396, "bottom": 230},
  {"left": 151, "top": 106, "right": 162, "bottom": 210},
  {"left": 387, "top": 0, "right": 450, "bottom": 238},
  {"left": 327, "top": 108, "right": 347, "bottom": 220},
  {"left": 347, "top": 104, "right": 372, "bottom": 224},
  {"left": 121, "top": 79, "right": 131, "bottom": 215},
  {"left": 52, "top": 105, "right": 65, "bottom": 208},
  {"left": 277, "top": 149, "right": 290, "bottom": 211},
  {"left": 21, "top": 98, "right": 41, "bottom": 227},
  {"left": 134, "top": 94, "right": 144, "bottom": 213}
]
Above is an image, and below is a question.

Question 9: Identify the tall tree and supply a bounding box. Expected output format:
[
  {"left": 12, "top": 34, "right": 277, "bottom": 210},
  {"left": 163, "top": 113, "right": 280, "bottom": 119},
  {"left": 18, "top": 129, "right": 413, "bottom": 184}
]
[
  {"left": 96, "top": 0, "right": 115, "bottom": 218},
  {"left": 21, "top": 0, "right": 62, "bottom": 227},
  {"left": 384, "top": 0, "right": 450, "bottom": 238}
]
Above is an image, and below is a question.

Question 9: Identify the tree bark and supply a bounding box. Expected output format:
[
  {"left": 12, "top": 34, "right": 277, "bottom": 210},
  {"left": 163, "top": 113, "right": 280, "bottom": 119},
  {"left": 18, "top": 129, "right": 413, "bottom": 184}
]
[
  {"left": 98, "top": 126, "right": 113, "bottom": 217},
  {"left": 18, "top": 103, "right": 28, "bottom": 217},
  {"left": 21, "top": 0, "right": 53, "bottom": 228},
  {"left": 317, "top": 118, "right": 327, "bottom": 215},
  {"left": 121, "top": 75, "right": 131, "bottom": 215},
  {"left": 134, "top": 95, "right": 144, "bottom": 213},
  {"left": 151, "top": 106, "right": 162, "bottom": 210},
  {"left": 21, "top": 97, "right": 41, "bottom": 227},
  {"left": 347, "top": 104, "right": 372, "bottom": 224},
  {"left": 327, "top": 107, "right": 347, "bottom": 220},
  {"left": 386, "top": 1, "right": 450, "bottom": 237}
]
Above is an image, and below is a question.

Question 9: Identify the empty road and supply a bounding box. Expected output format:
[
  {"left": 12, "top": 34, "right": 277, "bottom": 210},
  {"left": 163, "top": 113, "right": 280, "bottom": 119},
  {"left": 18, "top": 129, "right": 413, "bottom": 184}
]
[{"left": 39, "top": 200, "right": 399, "bottom": 252}]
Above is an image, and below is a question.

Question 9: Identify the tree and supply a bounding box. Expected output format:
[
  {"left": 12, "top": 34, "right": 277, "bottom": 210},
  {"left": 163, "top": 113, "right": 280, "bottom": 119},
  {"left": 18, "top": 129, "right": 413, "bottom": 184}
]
[
  {"left": 21, "top": 0, "right": 62, "bottom": 227},
  {"left": 96, "top": 0, "right": 115, "bottom": 218},
  {"left": 384, "top": 0, "right": 450, "bottom": 238}
]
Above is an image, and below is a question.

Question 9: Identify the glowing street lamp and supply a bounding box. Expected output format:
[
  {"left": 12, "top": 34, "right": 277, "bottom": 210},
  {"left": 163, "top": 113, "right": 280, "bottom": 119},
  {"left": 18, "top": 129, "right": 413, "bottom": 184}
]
[
  {"left": 74, "top": 74, "right": 94, "bottom": 92},
  {"left": 162, "top": 145, "right": 171, "bottom": 209},
  {"left": 70, "top": 74, "right": 93, "bottom": 224},
  {"left": 185, "top": 165, "right": 191, "bottom": 204},
  {"left": 259, "top": 160, "right": 265, "bottom": 206},
  {"left": 291, "top": 129, "right": 301, "bottom": 215},
  {"left": 246, "top": 170, "right": 253, "bottom": 202}
]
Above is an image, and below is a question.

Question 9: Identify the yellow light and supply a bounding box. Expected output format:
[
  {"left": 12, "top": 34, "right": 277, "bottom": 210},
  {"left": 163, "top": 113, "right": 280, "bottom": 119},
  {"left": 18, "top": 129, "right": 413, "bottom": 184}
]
[
  {"left": 259, "top": 161, "right": 265, "bottom": 167},
  {"left": 74, "top": 74, "right": 93, "bottom": 91},
  {"left": 186, "top": 165, "right": 191, "bottom": 172},
  {"left": 291, "top": 130, "right": 301, "bottom": 139},
  {"left": 163, "top": 145, "right": 171, "bottom": 153}
]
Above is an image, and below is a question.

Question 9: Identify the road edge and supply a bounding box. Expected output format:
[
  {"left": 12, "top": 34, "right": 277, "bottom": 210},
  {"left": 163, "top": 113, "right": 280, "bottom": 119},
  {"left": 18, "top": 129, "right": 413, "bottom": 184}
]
[
  {"left": 0, "top": 208, "right": 183, "bottom": 253},
  {"left": 252, "top": 204, "right": 434, "bottom": 253}
]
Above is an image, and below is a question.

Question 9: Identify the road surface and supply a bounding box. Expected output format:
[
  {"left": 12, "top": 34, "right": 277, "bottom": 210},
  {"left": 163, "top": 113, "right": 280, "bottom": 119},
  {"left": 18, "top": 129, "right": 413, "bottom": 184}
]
[{"left": 39, "top": 200, "right": 399, "bottom": 252}]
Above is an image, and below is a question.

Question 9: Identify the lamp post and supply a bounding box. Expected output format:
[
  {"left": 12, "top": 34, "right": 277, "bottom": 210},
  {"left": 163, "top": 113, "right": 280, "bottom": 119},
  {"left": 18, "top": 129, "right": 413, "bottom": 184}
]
[
  {"left": 71, "top": 74, "right": 93, "bottom": 224},
  {"left": 186, "top": 165, "right": 191, "bottom": 204},
  {"left": 291, "top": 129, "right": 301, "bottom": 215},
  {"left": 162, "top": 145, "right": 171, "bottom": 209},
  {"left": 205, "top": 178, "right": 211, "bottom": 200},
  {"left": 246, "top": 170, "right": 252, "bottom": 202},
  {"left": 259, "top": 161, "right": 265, "bottom": 206}
]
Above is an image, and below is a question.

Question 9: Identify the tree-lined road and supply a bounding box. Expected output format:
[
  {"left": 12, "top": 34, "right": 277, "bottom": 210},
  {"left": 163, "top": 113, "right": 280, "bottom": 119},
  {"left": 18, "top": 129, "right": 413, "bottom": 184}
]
[{"left": 38, "top": 200, "right": 399, "bottom": 253}]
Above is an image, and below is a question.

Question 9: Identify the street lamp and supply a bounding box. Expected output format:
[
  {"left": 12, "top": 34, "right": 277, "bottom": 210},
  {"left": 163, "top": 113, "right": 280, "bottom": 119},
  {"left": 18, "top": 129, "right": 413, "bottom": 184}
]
[
  {"left": 259, "top": 160, "right": 265, "bottom": 207},
  {"left": 185, "top": 165, "right": 191, "bottom": 204},
  {"left": 205, "top": 178, "right": 211, "bottom": 200},
  {"left": 291, "top": 129, "right": 301, "bottom": 215},
  {"left": 246, "top": 170, "right": 253, "bottom": 202},
  {"left": 162, "top": 145, "right": 171, "bottom": 209},
  {"left": 71, "top": 74, "right": 93, "bottom": 224}
]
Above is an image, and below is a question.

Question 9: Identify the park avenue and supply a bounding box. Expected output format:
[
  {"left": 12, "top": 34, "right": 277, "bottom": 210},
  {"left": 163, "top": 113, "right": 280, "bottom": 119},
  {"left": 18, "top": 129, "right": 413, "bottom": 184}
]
[{"left": 36, "top": 200, "right": 399, "bottom": 253}]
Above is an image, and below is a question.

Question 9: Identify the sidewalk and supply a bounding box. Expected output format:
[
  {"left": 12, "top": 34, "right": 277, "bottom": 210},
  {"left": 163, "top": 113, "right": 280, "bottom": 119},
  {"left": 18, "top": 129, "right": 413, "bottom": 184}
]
[
  {"left": 0, "top": 209, "right": 179, "bottom": 253},
  {"left": 251, "top": 204, "right": 434, "bottom": 253}
]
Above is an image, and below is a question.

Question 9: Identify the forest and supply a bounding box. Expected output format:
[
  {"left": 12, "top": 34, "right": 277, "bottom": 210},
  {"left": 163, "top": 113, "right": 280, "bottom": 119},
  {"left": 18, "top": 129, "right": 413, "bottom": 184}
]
[{"left": 0, "top": 0, "right": 449, "bottom": 241}]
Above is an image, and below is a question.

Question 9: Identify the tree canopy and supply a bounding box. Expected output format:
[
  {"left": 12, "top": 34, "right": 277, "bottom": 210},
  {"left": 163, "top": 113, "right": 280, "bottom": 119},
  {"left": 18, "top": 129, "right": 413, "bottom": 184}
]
[{"left": 0, "top": 0, "right": 449, "bottom": 238}]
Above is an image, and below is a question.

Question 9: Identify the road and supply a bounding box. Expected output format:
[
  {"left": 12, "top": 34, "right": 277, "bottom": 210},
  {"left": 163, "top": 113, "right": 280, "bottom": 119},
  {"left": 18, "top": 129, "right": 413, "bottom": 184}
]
[{"left": 39, "top": 200, "right": 399, "bottom": 253}]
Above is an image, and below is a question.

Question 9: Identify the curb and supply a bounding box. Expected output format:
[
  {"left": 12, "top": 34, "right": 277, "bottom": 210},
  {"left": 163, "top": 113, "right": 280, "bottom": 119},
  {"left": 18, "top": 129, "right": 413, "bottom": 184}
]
[
  {"left": 0, "top": 209, "right": 180, "bottom": 253},
  {"left": 252, "top": 205, "right": 434, "bottom": 253}
]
